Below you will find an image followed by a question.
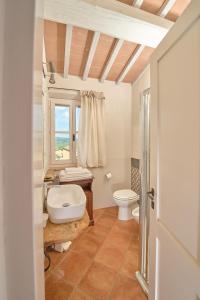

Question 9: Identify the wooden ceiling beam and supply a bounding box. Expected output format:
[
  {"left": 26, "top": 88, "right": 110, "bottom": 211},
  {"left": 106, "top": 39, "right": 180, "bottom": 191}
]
[
  {"left": 132, "top": 0, "right": 144, "bottom": 8},
  {"left": 100, "top": 39, "right": 124, "bottom": 83},
  {"left": 157, "top": 0, "right": 176, "bottom": 17},
  {"left": 100, "top": 0, "right": 144, "bottom": 83},
  {"left": 44, "top": 0, "right": 173, "bottom": 48},
  {"left": 82, "top": 31, "right": 100, "bottom": 81},
  {"left": 116, "top": 0, "right": 177, "bottom": 84},
  {"left": 64, "top": 24, "right": 73, "bottom": 78},
  {"left": 116, "top": 44, "right": 145, "bottom": 84}
]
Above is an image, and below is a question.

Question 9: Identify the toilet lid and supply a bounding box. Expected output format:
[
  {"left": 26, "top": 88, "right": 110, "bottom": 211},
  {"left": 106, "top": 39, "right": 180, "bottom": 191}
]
[{"left": 113, "top": 189, "right": 139, "bottom": 200}]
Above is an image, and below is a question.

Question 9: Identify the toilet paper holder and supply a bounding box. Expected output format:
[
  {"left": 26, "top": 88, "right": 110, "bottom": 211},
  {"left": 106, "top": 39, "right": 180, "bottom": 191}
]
[{"left": 105, "top": 172, "right": 112, "bottom": 179}]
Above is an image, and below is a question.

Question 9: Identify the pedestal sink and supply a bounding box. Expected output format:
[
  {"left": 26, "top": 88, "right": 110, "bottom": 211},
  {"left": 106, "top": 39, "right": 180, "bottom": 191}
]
[{"left": 47, "top": 185, "right": 86, "bottom": 224}]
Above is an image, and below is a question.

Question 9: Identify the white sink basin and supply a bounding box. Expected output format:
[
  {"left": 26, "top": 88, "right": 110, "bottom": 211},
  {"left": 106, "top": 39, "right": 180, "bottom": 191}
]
[{"left": 47, "top": 185, "right": 86, "bottom": 224}]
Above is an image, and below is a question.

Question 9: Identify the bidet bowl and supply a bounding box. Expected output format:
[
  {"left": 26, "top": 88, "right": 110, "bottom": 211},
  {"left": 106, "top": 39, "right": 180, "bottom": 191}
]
[
  {"left": 47, "top": 185, "right": 86, "bottom": 224},
  {"left": 132, "top": 206, "right": 139, "bottom": 223}
]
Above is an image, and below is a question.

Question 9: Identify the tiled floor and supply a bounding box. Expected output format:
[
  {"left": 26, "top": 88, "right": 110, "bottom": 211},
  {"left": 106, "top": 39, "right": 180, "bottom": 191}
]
[{"left": 45, "top": 207, "right": 147, "bottom": 300}]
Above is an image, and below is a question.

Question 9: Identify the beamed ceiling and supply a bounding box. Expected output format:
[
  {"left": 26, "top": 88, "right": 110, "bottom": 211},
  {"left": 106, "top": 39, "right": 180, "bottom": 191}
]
[{"left": 44, "top": 0, "right": 191, "bottom": 84}]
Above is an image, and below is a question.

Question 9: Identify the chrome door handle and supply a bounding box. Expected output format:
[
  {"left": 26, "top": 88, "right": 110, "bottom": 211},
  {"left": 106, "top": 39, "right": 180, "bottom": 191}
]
[
  {"left": 147, "top": 188, "right": 155, "bottom": 210},
  {"left": 147, "top": 188, "right": 154, "bottom": 199}
]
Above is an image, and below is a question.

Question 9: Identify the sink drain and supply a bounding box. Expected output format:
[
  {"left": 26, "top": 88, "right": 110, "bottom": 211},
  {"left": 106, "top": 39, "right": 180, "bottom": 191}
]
[{"left": 62, "top": 203, "right": 71, "bottom": 207}]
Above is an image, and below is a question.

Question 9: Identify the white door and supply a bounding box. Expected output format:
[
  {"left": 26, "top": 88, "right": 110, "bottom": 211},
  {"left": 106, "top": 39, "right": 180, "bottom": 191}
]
[{"left": 149, "top": 1, "right": 200, "bottom": 299}]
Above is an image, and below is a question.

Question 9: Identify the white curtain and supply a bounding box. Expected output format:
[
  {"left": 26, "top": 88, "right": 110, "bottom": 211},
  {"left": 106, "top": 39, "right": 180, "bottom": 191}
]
[{"left": 77, "top": 91, "right": 106, "bottom": 168}]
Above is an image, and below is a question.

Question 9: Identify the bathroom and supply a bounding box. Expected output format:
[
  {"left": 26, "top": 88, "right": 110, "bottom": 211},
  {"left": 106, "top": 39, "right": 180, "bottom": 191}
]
[
  {"left": 1, "top": 0, "right": 200, "bottom": 300},
  {"left": 43, "top": 59, "right": 144, "bottom": 299},
  {"left": 42, "top": 0, "right": 191, "bottom": 299},
  {"left": 42, "top": 0, "right": 189, "bottom": 298},
  {"left": 42, "top": 3, "right": 157, "bottom": 299}
]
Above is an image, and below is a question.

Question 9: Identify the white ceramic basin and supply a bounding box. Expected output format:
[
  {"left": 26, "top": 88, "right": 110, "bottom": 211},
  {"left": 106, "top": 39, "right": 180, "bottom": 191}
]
[{"left": 47, "top": 185, "right": 86, "bottom": 224}]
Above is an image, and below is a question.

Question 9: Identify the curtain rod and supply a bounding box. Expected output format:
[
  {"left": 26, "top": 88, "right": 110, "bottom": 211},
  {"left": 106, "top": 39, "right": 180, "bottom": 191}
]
[
  {"left": 48, "top": 87, "right": 105, "bottom": 100},
  {"left": 48, "top": 87, "right": 80, "bottom": 92}
]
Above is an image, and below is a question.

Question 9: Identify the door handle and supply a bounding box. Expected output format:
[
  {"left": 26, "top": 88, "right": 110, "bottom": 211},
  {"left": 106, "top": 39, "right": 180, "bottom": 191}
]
[
  {"left": 147, "top": 188, "right": 155, "bottom": 210},
  {"left": 147, "top": 188, "right": 154, "bottom": 199}
]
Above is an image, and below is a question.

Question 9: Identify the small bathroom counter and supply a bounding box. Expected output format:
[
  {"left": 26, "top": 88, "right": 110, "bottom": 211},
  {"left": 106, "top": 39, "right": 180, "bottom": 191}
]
[{"left": 44, "top": 211, "right": 89, "bottom": 247}]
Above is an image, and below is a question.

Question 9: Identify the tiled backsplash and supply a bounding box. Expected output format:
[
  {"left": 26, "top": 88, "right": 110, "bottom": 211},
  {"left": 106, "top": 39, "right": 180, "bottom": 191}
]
[{"left": 131, "top": 158, "right": 141, "bottom": 197}]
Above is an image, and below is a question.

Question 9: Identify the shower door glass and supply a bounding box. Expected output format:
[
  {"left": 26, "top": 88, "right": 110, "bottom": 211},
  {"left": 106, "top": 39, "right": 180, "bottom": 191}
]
[{"left": 136, "top": 88, "right": 150, "bottom": 296}]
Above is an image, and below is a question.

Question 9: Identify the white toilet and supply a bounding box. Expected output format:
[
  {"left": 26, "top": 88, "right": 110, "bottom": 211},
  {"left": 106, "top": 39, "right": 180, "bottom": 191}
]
[{"left": 113, "top": 189, "right": 139, "bottom": 221}]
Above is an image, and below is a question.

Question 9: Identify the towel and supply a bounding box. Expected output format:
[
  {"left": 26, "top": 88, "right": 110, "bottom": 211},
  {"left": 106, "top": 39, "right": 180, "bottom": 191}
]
[
  {"left": 64, "top": 167, "right": 91, "bottom": 175},
  {"left": 59, "top": 169, "right": 93, "bottom": 182},
  {"left": 65, "top": 167, "right": 83, "bottom": 173}
]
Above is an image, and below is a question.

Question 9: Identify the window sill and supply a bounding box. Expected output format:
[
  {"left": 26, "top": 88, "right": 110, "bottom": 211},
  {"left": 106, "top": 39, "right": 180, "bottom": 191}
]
[{"left": 49, "top": 163, "right": 78, "bottom": 171}]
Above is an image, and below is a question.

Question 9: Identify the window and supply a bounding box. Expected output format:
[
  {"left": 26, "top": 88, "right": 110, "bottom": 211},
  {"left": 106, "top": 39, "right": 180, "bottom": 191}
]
[{"left": 50, "top": 99, "right": 80, "bottom": 165}]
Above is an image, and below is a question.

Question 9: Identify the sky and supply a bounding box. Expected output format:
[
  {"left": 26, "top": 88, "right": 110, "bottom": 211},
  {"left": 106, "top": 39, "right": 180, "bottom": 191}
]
[
  {"left": 55, "top": 105, "right": 70, "bottom": 131},
  {"left": 55, "top": 105, "right": 80, "bottom": 134}
]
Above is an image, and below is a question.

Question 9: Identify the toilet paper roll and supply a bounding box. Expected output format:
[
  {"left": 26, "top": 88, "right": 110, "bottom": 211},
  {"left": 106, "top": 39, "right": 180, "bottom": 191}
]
[{"left": 105, "top": 172, "right": 112, "bottom": 179}]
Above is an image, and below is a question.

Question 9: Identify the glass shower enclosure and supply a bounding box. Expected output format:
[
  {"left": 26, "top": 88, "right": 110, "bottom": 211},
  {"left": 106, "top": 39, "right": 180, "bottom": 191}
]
[{"left": 136, "top": 88, "right": 151, "bottom": 296}]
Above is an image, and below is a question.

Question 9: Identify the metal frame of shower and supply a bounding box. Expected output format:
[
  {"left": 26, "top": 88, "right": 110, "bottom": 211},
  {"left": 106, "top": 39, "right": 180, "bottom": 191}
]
[{"left": 136, "top": 88, "right": 150, "bottom": 296}]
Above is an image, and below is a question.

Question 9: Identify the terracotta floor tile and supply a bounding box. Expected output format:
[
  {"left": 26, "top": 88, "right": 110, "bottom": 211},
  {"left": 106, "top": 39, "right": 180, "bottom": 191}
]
[
  {"left": 101, "top": 206, "right": 118, "bottom": 217},
  {"left": 79, "top": 262, "right": 116, "bottom": 300},
  {"left": 110, "top": 222, "right": 133, "bottom": 238},
  {"left": 129, "top": 236, "right": 140, "bottom": 252},
  {"left": 70, "top": 232, "right": 86, "bottom": 250},
  {"left": 120, "top": 247, "right": 139, "bottom": 279},
  {"left": 109, "top": 274, "right": 147, "bottom": 300},
  {"left": 104, "top": 228, "right": 132, "bottom": 251},
  {"left": 70, "top": 232, "right": 103, "bottom": 257},
  {"left": 45, "top": 207, "right": 143, "bottom": 300},
  {"left": 45, "top": 272, "right": 73, "bottom": 300},
  {"left": 86, "top": 223, "right": 111, "bottom": 237},
  {"left": 69, "top": 288, "right": 94, "bottom": 300},
  {"left": 115, "top": 218, "right": 139, "bottom": 235},
  {"left": 48, "top": 250, "right": 68, "bottom": 267},
  {"left": 95, "top": 242, "right": 124, "bottom": 271},
  {"left": 45, "top": 249, "right": 68, "bottom": 279},
  {"left": 93, "top": 208, "right": 104, "bottom": 221},
  {"left": 56, "top": 250, "right": 92, "bottom": 285},
  {"left": 96, "top": 213, "right": 116, "bottom": 229}
]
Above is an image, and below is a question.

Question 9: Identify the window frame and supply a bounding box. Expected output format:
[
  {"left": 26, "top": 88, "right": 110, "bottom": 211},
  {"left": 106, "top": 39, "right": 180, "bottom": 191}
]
[{"left": 50, "top": 98, "right": 80, "bottom": 166}]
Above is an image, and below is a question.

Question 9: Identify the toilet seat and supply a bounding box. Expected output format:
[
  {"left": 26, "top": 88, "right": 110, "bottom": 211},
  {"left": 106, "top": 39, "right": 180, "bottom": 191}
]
[{"left": 113, "top": 189, "right": 139, "bottom": 201}]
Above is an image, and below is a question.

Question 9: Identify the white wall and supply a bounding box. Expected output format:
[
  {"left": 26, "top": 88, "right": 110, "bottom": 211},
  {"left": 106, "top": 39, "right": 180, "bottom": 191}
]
[
  {"left": 46, "top": 74, "right": 132, "bottom": 209},
  {"left": 132, "top": 66, "right": 150, "bottom": 159},
  {"left": 0, "top": 0, "right": 44, "bottom": 299}
]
